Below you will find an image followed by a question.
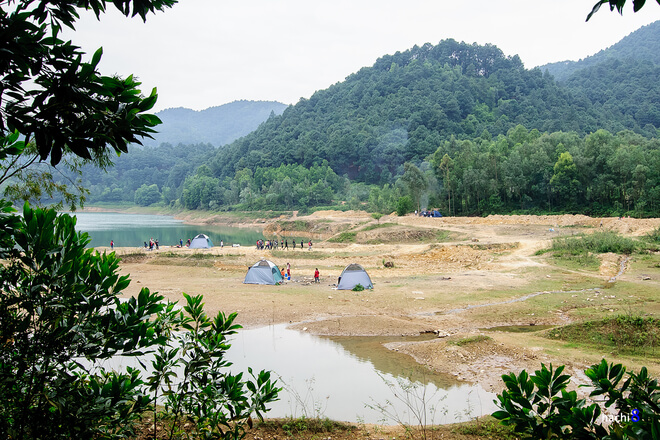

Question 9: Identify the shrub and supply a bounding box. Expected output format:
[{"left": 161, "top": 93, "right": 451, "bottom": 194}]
[
  {"left": 494, "top": 360, "right": 660, "bottom": 439},
  {"left": 0, "top": 203, "right": 279, "bottom": 439},
  {"left": 396, "top": 196, "right": 414, "bottom": 216}
]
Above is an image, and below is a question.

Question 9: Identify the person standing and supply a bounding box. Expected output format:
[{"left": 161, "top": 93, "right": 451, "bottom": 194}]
[
  {"left": 308, "top": 240, "right": 312, "bottom": 251},
  {"left": 286, "top": 262, "right": 291, "bottom": 280},
  {"left": 314, "top": 268, "right": 319, "bottom": 283},
  {"left": 300, "top": 240, "right": 303, "bottom": 249},
  {"left": 110, "top": 240, "right": 114, "bottom": 250},
  {"left": 221, "top": 239, "right": 224, "bottom": 248},
  {"left": 285, "top": 239, "right": 288, "bottom": 250},
  {"left": 180, "top": 238, "right": 183, "bottom": 247}
]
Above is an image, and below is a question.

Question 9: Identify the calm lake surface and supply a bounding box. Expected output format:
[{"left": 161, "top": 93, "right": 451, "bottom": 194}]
[
  {"left": 67, "top": 211, "right": 263, "bottom": 248},
  {"left": 229, "top": 325, "right": 497, "bottom": 424},
  {"left": 97, "top": 325, "right": 496, "bottom": 424}
]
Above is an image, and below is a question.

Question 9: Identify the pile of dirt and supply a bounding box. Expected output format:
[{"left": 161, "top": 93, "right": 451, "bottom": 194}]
[
  {"left": 308, "top": 210, "right": 374, "bottom": 220},
  {"left": 264, "top": 219, "right": 353, "bottom": 239},
  {"left": 398, "top": 214, "right": 660, "bottom": 236},
  {"left": 394, "top": 245, "right": 497, "bottom": 272},
  {"left": 356, "top": 224, "right": 440, "bottom": 244},
  {"left": 290, "top": 314, "right": 435, "bottom": 336}
]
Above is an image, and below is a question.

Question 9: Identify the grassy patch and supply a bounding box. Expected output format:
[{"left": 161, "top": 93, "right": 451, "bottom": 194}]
[
  {"left": 536, "top": 231, "right": 645, "bottom": 271},
  {"left": 647, "top": 226, "right": 660, "bottom": 244},
  {"left": 451, "top": 417, "right": 518, "bottom": 439},
  {"left": 450, "top": 335, "right": 492, "bottom": 346},
  {"left": 468, "top": 242, "right": 519, "bottom": 251},
  {"left": 147, "top": 252, "right": 221, "bottom": 267},
  {"left": 259, "top": 416, "right": 354, "bottom": 437},
  {"left": 541, "top": 231, "right": 643, "bottom": 256},
  {"left": 544, "top": 315, "right": 660, "bottom": 356},
  {"left": 117, "top": 251, "right": 148, "bottom": 264},
  {"left": 270, "top": 251, "right": 334, "bottom": 259},
  {"left": 277, "top": 220, "right": 313, "bottom": 232},
  {"left": 360, "top": 222, "right": 396, "bottom": 232},
  {"left": 157, "top": 251, "right": 217, "bottom": 260},
  {"left": 327, "top": 231, "right": 357, "bottom": 243}
]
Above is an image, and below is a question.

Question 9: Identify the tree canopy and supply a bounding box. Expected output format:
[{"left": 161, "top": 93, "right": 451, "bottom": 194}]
[{"left": 0, "top": 0, "right": 176, "bottom": 166}]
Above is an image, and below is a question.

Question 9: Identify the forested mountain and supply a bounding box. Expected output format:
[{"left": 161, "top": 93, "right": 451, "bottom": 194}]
[
  {"left": 78, "top": 29, "right": 660, "bottom": 217},
  {"left": 540, "top": 20, "right": 660, "bottom": 82},
  {"left": 208, "top": 38, "right": 658, "bottom": 186},
  {"left": 140, "top": 100, "right": 288, "bottom": 147}
]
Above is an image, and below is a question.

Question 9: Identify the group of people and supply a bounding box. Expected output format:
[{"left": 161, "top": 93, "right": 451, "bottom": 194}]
[
  {"left": 279, "top": 262, "right": 292, "bottom": 279},
  {"left": 256, "top": 238, "right": 285, "bottom": 250},
  {"left": 277, "top": 262, "right": 320, "bottom": 283},
  {"left": 144, "top": 238, "right": 159, "bottom": 250},
  {"left": 256, "top": 238, "right": 314, "bottom": 250}
]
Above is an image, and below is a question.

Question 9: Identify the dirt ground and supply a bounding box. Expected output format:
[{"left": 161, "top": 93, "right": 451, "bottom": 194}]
[{"left": 107, "top": 211, "right": 660, "bottom": 439}]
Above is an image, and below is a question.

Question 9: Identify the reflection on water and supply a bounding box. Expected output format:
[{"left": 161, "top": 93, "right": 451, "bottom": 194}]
[
  {"left": 65, "top": 212, "right": 263, "bottom": 248},
  {"left": 228, "top": 325, "right": 497, "bottom": 424},
  {"left": 91, "top": 324, "right": 497, "bottom": 425}
]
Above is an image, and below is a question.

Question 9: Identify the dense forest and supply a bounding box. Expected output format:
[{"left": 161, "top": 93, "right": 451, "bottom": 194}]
[
  {"left": 72, "top": 24, "right": 660, "bottom": 217},
  {"left": 541, "top": 21, "right": 660, "bottom": 81}
]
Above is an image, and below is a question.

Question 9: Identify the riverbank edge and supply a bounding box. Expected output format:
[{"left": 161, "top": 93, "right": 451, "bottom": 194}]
[{"left": 80, "top": 203, "right": 292, "bottom": 227}]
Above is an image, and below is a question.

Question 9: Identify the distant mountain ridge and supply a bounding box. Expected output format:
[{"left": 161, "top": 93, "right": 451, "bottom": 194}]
[
  {"left": 140, "top": 100, "right": 289, "bottom": 147},
  {"left": 540, "top": 20, "right": 660, "bottom": 81}
]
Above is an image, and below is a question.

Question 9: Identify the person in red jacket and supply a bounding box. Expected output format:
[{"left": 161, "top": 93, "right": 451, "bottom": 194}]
[{"left": 314, "top": 268, "right": 319, "bottom": 283}]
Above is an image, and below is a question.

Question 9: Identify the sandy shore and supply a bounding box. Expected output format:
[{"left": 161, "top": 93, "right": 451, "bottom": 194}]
[{"left": 106, "top": 211, "right": 660, "bottom": 395}]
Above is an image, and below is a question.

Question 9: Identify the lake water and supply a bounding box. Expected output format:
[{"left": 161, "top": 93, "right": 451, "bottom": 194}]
[
  {"left": 97, "top": 324, "right": 497, "bottom": 425},
  {"left": 67, "top": 211, "right": 263, "bottom": 248},
  {"left": 228, "top": 325, "right": 497, "bottom": 424}
]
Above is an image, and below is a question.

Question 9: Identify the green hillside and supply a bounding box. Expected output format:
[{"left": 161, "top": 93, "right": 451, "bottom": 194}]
[
  {"left": 75, "top": 32, "right": 660, "bottom": 217},
  {"left": 540, "top": 20, "right": 660, "bottom": 81},
  {"left": 208, "top": 38, "right": 656, "bottom": 186}
]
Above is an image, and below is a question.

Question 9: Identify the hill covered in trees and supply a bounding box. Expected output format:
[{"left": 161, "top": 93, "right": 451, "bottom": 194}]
[
  {"left": 207, "top": 37, "right": 659, "bottom": 187},
  {"left": 79, "top": 27, "right": 660, "bottom": 217},
  {"left": 541, "top": 20, "right": 660, "bottom": 82},
  {"left": 140, "top": 100, "right": 288, "bottom": 147}
]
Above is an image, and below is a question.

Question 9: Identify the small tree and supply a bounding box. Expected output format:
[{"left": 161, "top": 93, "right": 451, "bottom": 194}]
[
  {"left": 400, "top": 162, "right": 428, "bottom": 214},
  {"left": 396, "top": 195, "right": 414, "bottom": 216},
  {"left": 371, "top": 212, "right": 384, "bottom": 224}
]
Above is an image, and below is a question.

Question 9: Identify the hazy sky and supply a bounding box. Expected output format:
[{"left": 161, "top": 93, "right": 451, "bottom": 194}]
[{"left": 69, "top": 0, "right": 660, "bottom": 112}]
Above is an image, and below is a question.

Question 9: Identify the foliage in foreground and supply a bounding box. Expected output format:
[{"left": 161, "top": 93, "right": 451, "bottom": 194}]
[
  {"left": 494, "top": 359, "right": 660, "bottom": 439},
  {"left": 0, "top": 203, "right": 279, "bottom": 439}
]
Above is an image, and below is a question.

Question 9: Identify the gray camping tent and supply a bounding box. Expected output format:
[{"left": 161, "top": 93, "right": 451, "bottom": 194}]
[
  {"left": 336, "top": 263, "right": 373, "bottom": 290},
  {"left": 244, "top": 259, "right": 283, "bottom": 285},
  {"left": 189, "top": 234, "right": 213, "bottom": 249}
]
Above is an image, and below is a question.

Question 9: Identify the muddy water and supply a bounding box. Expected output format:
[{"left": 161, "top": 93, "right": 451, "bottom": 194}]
[{"left": 227, "top": 325, "right": 497, "bottom": 424}]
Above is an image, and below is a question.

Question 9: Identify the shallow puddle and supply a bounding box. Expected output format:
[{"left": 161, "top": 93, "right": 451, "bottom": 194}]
[{"left": 227, "top": 325, "right": 497, "bottom": 424}]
